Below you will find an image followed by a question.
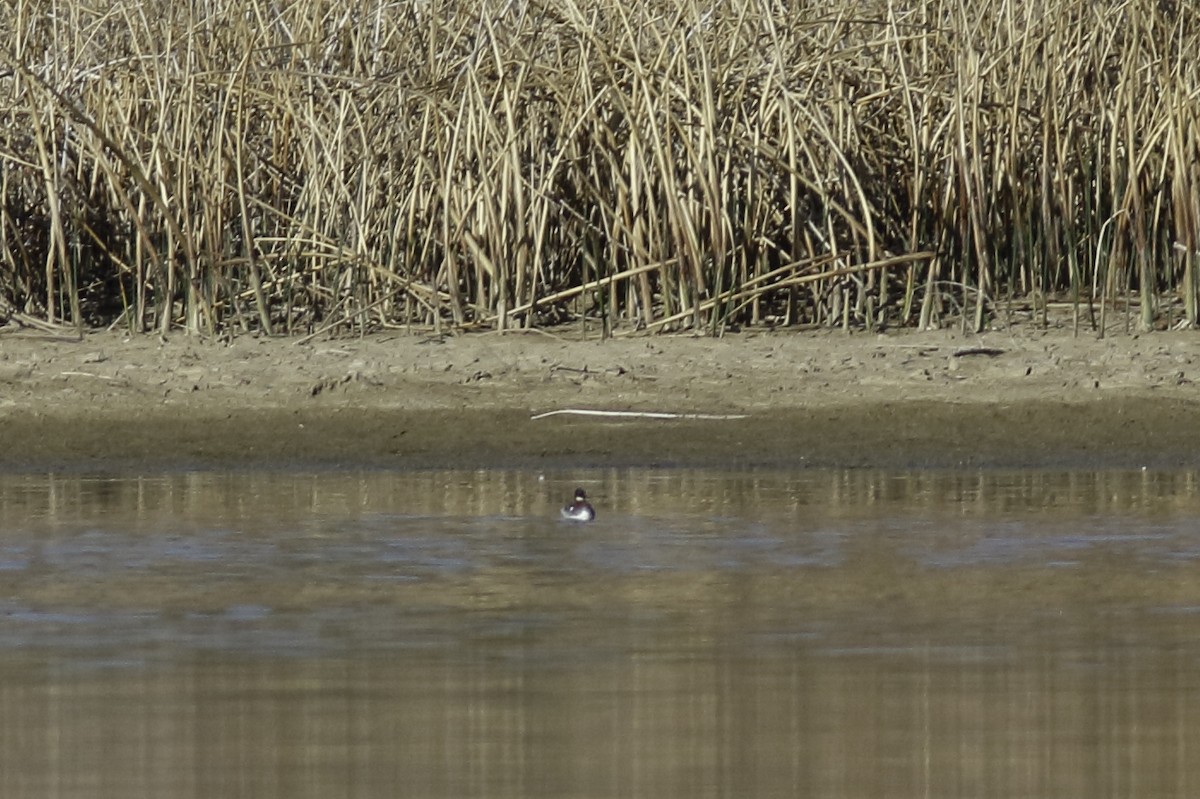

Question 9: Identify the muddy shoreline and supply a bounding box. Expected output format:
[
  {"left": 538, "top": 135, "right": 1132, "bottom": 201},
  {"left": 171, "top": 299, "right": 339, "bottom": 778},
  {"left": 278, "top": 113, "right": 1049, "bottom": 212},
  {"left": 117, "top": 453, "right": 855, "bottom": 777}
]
[
  {"left": 5, "top": 398, "right": 1200, "bottom": 473},
  {"left": 2, "top": 322, "right": 1199, "bottom": 472}
]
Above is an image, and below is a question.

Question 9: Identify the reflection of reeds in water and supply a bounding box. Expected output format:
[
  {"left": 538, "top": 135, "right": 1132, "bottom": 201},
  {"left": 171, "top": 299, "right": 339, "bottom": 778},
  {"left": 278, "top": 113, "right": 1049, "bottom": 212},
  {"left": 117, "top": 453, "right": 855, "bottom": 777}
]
[
  {"left": 5, "top": 466, "right": 1200, "bottom": 799},
  {"left": 4, "top": 468, "right": 1200, "bottom": 530},
  {"left": 4, "top": 575, "right": 1200, "bottom": 797},
  {"left": 4, "top": 469, "right": 1198, "bottom": 628},
  {"left": 1, "top": 0, "right": 1197, "bottom": 336}
]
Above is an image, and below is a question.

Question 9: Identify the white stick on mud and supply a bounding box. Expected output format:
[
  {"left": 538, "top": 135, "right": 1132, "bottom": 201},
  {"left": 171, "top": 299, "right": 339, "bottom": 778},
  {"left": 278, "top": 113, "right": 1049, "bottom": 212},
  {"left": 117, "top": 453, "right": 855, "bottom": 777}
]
[{"left": 530, "top": 409, "right": 748, "bottom": 421}]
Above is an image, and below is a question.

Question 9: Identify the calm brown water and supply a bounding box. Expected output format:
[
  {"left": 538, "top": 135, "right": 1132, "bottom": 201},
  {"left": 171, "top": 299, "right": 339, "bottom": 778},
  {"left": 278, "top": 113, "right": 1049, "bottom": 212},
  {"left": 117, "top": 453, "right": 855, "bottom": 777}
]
[{"left": 2, "top": 468, "right": 1200, "bottom": 798}]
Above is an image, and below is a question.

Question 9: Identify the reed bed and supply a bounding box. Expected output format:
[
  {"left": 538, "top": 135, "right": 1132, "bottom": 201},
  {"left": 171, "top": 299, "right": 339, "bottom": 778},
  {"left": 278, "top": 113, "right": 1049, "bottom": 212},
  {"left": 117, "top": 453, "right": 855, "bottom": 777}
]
[{"left": 0, "top": 0, "right": 1197, "bottom": 337}]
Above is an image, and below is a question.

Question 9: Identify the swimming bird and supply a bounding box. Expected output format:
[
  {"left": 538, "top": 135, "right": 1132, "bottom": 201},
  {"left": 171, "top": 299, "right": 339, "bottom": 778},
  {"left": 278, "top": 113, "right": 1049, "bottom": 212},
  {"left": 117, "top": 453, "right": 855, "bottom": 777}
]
[{"left": 561, "top": 488, "right": 596, "bottom": 521}]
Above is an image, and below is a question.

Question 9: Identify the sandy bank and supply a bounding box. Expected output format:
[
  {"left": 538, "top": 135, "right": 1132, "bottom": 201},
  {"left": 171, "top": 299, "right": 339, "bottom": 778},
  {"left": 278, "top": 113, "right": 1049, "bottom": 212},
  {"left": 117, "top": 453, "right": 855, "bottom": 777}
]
[{"left": 2, "top": 321, "right": 1199, "bottom": 472}]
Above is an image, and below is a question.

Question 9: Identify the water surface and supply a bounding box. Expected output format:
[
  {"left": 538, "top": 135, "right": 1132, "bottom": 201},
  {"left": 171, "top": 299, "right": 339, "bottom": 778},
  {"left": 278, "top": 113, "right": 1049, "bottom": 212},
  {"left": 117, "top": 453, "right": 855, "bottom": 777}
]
[{"left": 2, "top": 468, "right": 1200, "bottom": 797}]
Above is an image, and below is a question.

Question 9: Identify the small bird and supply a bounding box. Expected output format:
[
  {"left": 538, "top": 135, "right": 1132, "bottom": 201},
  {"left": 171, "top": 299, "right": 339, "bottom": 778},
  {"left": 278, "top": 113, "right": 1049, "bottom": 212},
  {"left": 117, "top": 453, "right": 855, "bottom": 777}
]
[{"left": 561, "top": 487, "right": 596, "bottom": 521}]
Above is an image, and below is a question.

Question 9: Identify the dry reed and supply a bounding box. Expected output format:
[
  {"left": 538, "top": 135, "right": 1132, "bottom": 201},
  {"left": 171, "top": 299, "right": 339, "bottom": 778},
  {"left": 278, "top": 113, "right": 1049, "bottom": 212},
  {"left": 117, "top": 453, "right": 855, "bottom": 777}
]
[{"left": 0, "top": 0, "right": 1197, "bottom": 337}]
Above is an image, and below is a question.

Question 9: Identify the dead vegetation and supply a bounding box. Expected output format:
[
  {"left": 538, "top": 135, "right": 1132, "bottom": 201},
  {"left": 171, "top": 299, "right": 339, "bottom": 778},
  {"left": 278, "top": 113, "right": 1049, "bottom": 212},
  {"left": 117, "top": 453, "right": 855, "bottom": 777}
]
[{"left": 0, "top": 0, "right": 1197, "bottom": 337}]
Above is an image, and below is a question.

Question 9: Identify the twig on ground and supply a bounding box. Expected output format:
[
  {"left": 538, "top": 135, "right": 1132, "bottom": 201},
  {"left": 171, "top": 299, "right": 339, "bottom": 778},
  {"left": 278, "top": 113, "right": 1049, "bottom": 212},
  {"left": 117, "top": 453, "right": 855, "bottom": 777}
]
[{"left": 531, "top": 409, "right": 749, "bottom": 421}]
